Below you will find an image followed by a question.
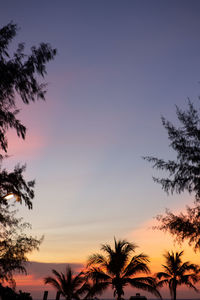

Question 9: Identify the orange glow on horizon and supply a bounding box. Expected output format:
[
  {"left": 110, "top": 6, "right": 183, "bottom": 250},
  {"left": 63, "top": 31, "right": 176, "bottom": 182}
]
[
  {"left": 126, "top": 218, "right": 200, "bottom": 274},
  {"left": 14, "top": 274, "right": 42, "bottom": 287}
]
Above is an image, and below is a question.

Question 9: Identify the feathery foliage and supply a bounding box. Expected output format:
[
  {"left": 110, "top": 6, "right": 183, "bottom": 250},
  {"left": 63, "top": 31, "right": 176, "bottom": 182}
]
[
  {"left": 144, "top": 101, "right": 200, "bottom": 201},
  {"left": 0, "top": 22, "right": 56, "bottom": 285},
  {"left": 156, "top": 204, "right": 200, "bottom": 251},
  {"left": 44, "top": 265, "right": 89, "bottom": 300},
  {"left": 156, "top": 251, "right": 199, "bottom": 300},
  {"left": 144, "top": 100, "right": 200, "bottom": 250},
  {"left": 86, "top": 238, "right": 161, "bottom": 300}
]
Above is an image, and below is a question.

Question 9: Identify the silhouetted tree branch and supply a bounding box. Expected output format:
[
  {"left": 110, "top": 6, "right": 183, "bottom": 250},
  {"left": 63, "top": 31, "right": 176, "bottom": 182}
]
[
  {"left": 144, "top": 100, "right": 200, "bottom": 201},
  {"left": 0, "top": 22, "right": 56, "bottom": 155},
  {"left": 0, "top": 22, "right": 56, "bottom": 285},
  {"left": 156, "top": 205, "right": 200, "bottom": 251},
  {"left": 144, "top": 100, "right": 200, "bottom": 250},
  {"left": 0, "top": 203, "right": 42, "bottom": 287}
]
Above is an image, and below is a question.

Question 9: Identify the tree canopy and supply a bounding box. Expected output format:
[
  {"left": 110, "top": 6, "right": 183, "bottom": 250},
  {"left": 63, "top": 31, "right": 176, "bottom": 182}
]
[
  {"left": 145, "top": 100, "right": 200, "bottom": 250},
  {"left": 86, "top": 238, "right": 161, "bottom": 300},
  {"left": 0, "top": 22, "right": 56, "bottom": 208},
  {"left": 44, "top": 265, "right": 89, "bottom": 300},
  {"left": 145, "top": 100, "right": 200, "bottom": 202},
  {"left": 0, "top": 22, "right": 56, "bottom": 285},
  {"left": 156, "top": 251, "right": 199, "bottom": 300},
  {"left": 156, "top": 204, "right": 200, "bottom": 251}
]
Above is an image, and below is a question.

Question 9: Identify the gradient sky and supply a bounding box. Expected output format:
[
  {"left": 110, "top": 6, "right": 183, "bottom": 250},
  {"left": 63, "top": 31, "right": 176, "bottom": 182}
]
[{"left": 1, "top": 1, "right": 200, "bottom": 299}]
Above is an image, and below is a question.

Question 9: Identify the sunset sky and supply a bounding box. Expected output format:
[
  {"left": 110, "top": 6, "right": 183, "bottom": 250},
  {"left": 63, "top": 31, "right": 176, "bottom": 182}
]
[{"left": 1, "top": 1, "right": 200, "bottom": 299}]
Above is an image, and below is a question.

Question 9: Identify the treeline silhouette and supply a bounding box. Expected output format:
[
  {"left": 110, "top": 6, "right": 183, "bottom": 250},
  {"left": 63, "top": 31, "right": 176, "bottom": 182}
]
[{"left": 42, "top": 238, "right": 199, "bottom": 300}]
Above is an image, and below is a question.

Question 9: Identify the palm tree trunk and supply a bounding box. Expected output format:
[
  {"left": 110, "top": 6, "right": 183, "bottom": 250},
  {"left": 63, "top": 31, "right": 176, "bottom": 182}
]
[
  {"left": 173, "top": 284, "right": 177, "bottom": 300},
  {"left": 56, "top": 291, "right": 61, "bottom": 300},
  {"left": 174, "top": 288, "right": 176, "bottom": 300},
  {"left": 116, "top": 288, "right": 123, "bottom": 300}
]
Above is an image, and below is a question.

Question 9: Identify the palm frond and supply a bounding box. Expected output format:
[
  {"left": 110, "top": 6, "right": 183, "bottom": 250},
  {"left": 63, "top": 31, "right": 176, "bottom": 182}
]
[
  {"left": 86, "top": 267, "right": 111, "bottom": 282},
  {"left": 179, "top": 262, "right": 199, "bottom": 274},
  {"left": 156, "top": 278, "right": 169, "bottom": 288},
  {"left": 127, "top": 277, "right": 162, "bottom": 298},
  {"left": 157, "top": 250, "right": 199, "bottom": 299},
  {"left": 52, "top": 269, "right": 63, "bottom": 283},
  {"left": 87, "top": 254, "right": 107, "bottom": 268},
  {"left": 124, "top": 260, "right": 150, "bottom": 277},
  {"left": 101, "top": 243, "right": 113, "bottom": 255},
  {"left": 156, "top": 272, "right": 171, "bottom": 280},
  {"left": 43, "top": 277, "right": 61, "bottom": 292},
  {"left": 123, "top": 253, "right": 150, "bottom": 279},
  {"left": 44, "top": 265, "right": 88, "bottom": 299},
  {"left": 86, "top": 239, "right": 156, "bottom": 299},
  {"left": 181, "top": 280, "right": 198, "bottom": 292},
  {"left": 85, "top": 281, "right": 110, "bottom": 299}
]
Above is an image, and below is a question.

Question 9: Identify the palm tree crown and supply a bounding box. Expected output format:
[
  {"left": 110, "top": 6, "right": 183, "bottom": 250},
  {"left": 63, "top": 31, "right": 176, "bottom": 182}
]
[
  {"left": 156, "top": 251, "right": 199, "bottom": 300},
  {"left": 44, "top": 265, "right": 88, "bottom": 300},
  {"left": 86, "top": 238, "right": 160, "bottom": 300}
]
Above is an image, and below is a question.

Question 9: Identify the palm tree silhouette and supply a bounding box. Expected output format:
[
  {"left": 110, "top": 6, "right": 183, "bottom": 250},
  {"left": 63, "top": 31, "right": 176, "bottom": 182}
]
[
  {"left": 156, "top": 251, "right": 199, "bottom": 300},
  {"left": 86, "top": 238, "right": 161, "bottom": 300},
  {"left": 44, "top": 265, "right": 89, "bottom": 300}
]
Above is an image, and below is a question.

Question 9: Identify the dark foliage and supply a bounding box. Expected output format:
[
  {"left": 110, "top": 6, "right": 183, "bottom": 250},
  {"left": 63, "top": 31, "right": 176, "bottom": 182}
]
[
  {"left": 0, "top": 202, "right": 42, "bottom": 286},
  {"left": 0, "top": 164, "right": 34, "bottom": 210},
  {"left": 156, "top": 204, "right": 200, "bottom": 251},
  {"left": 144, "top": 100, "right": 200, "bottom": 201},
  {"left": 0, "top": 283, "right": 32, "bottom": 299},
  {"left": 0, "top": 22, "right": 56, "bottom": 285},
  {"left": 86, "top": 238, "right": 161, "bottom": 300},
  {"left": 144, "top": 100, "right": 200, "bottom": 250},
  {"left": 0, "top": 22, "right": 56, "bottom": 154},
  {"left": 155, "top": 251, "right": 199, "bottom": 300},
  {"left": 0, "top": 22, "right": 56, "bottom": 208},
  {"left": 44, "top": 265, "right": 90, "bottom": 300}
]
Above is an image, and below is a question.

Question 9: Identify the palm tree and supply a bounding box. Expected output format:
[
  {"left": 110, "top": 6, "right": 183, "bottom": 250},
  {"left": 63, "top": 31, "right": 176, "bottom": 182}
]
[
  {"left": 156, "top": 251, "right": 199, "bottom": 300},
  {"left": 86, "top": 238, "right": 161, "bottom": 300},
  {"left": 44, "top": 265, "right": 89, "bottom": 300}
]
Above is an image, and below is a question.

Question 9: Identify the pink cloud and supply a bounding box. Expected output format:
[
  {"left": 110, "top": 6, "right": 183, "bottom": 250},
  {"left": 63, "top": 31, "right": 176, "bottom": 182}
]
[{"left": 5, "top": 130, "right": 47, "bottom": 160}]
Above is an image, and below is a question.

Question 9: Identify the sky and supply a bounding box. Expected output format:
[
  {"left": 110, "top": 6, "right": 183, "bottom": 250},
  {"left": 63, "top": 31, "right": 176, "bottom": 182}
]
[{"left": 1, "top": 0, "right": 200, "bottom": 299}]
